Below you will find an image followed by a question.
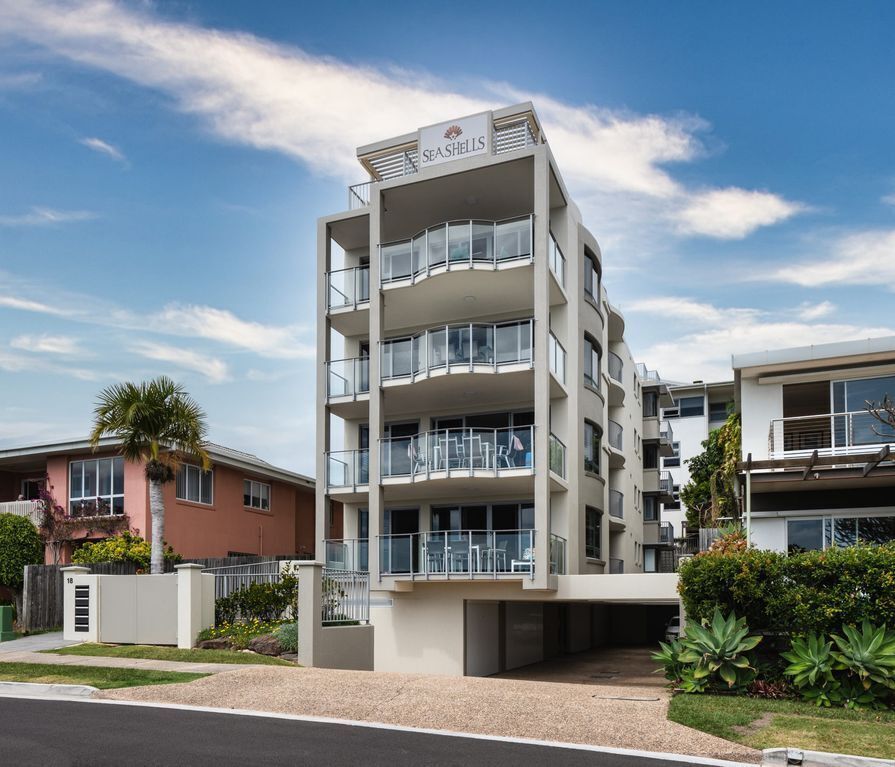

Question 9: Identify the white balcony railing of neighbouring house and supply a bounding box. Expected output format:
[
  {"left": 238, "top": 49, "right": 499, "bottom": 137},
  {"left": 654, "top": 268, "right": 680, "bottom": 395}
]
[
  {"left": 378, "top": 529, "right": 537, "bottom": 580},
  {"left": 0, "top": 500, "right": 43, "bottom": 525},
  {"left": 635, "top": 362, "right": 661, "bottom": 382},
  {"left": 660, "top": 419, "right": 674, "bottom": 445},
  {"left": 326, "top": 449, "right": 370, "bottom": 490},
  {"left": 326, "top": 357, "right": 370, "bottom": 400},
  {"left": 321, "top": 568, "right": 370, "bottom": 625},
  {"left": 379, "top": 216, "right": 533, "bottom": 286},
  {"left": 608, "top": 419, "right": 623, "bottom": 451},
  {"left": 548, "top": 433, "right": 567, "bottom": 479},
  {"left": 380, "top": 426, "right": 534, "bottom": 480},
  {"left": 609, "top": 489, "right": 624, "bottom": 520},
  {"left": 548, "top": 232, "right": 565, "bottom": 288},
  {"left": 659, "top": 470, "right": 674, "bottom": 496},
  {"left": 608, "top": 350, "right": 624, "bottom": 383},
  {"left": 768, "top": 410, "right": 895, "bottom": 459},
  {"left": 381, "top": 319, "right": 533, "bottom": 382},
  {"left": 324, "top": 538, "right": 369, "bottom": 572},
  {"left": 609, "top": 557, "right": 624, "bottom": 574},
  {"left": 550, "top": 534, "right": 567, "bottom": 575},
  {"left": 327, "top": 266, "right": 370, "bottom": 311},
  {"left": 548, "top": 332, "right": 566, "bottom": 385}
]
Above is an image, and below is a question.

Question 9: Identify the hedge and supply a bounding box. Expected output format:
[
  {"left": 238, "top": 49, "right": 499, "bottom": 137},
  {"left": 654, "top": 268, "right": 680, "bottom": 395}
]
[{"left": 678, "top": 543, "right": 895, "bottom": 636}]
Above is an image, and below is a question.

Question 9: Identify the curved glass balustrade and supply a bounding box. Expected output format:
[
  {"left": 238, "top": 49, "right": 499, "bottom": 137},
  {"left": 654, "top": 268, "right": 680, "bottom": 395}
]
[
  {"left": 380, "top": 215, "right": 532, "bottom": 285},
  {"left": 381, "top": 319, "right": 532, "bottom": 382}
]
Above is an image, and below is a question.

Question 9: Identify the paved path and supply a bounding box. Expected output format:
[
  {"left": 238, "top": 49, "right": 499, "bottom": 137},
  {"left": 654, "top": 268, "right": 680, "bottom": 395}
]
[
  {"left": 0, "top": 631, "right": 76, "bottom": 654},
  {"left": 0, "top": 697, "right": 752, "bottom": 767}
]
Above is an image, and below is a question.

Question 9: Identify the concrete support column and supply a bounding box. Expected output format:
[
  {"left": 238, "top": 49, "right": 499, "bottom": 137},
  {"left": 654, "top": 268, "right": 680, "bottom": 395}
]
[
  {"left": 316, "top": 218, "right": 332, "bottom": 562},
  {"left": 175, "top": 563, "right": 209, "bottom": 649},
  {"left": 296, "top": 561, "right": 323, "bottom": 667},
  {"left": 368, "top": 190, "right": 384, "bottom": 582},
  {"left": 61, "top": 566, "right": 96, "bottom": 642}
]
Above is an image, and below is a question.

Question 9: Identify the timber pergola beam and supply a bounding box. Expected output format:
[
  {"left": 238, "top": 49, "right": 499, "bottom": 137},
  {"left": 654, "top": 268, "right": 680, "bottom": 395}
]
[
  {"left": 801, "top": 450, "right": 819, "bottom": 480},
  {"left": 863, "top": 445, "right": 891, "bottom": 477}
]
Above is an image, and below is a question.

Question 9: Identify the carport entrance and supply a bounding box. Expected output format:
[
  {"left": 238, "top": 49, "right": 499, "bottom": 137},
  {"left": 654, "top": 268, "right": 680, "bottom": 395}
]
[{"left": 464, "top": 599, "right": 677, "bottom": 679}]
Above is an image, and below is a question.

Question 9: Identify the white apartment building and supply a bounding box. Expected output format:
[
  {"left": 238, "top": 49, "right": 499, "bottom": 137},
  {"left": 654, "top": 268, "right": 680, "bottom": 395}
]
[
  {"left": 735, "top": 337, "right": 895, "bottom": 552},
  {"left": 660, "top": 380, "right": 735, "bottom": 539},
  {"left": 316, "top": 104, "right": 679, "bottom": 676}
]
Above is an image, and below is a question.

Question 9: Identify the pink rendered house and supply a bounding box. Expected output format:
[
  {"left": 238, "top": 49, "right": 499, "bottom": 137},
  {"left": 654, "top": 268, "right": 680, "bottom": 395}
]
[{"left": 0, "top": 438, "right": 327, "bottom": 564}]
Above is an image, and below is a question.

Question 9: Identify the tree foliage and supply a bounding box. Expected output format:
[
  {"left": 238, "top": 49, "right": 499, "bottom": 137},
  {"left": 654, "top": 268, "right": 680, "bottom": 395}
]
[
  {"left": 0, "top": 513, "right": 43, "bottom": 590},
  {"left": 680, "top": 411, "right": 741, "bottom": 530},
  {"left": 72, "top": 530, "right": 181, "bottom": 571}
]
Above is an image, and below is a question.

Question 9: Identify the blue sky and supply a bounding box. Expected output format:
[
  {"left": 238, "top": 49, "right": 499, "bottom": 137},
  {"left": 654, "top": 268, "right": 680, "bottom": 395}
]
[{"left": 1, "top": 0, "right": 894, "bottom": 474}]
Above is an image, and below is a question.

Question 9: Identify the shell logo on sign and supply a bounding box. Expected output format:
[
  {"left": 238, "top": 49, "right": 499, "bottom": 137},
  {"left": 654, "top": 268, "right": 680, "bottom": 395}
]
[{"left": 443, "top": 124, "right": 463, "bottom": 140}]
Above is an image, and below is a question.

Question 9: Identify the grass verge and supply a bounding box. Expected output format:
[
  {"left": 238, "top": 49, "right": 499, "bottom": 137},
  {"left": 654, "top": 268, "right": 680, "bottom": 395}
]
[
  {"left": 0, "top": 662, "right": 206, "bottom": 690},
  {"left": 43, "top": 643, "right": 294, "bottom": 666},
  {"left": 668, "top": 694, "right": 895, "bottom": 759}
]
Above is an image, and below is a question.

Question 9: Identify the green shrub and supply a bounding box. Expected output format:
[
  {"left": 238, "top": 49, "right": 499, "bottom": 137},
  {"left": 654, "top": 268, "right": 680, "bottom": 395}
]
[
  {"left": 215, "top": 572, "right": 298, "bottom": 624},
  {"left": 679, "top": 543, "right": 895, "bottom": 637},
  {"left": 0, "top": 513, "right": 43, "bottom": 590},
  {"left": 72, "top": 530, "right": 181, "bottom": 571},
  {"left": 198, "top": 619, "right": 284, "bottom": 650},
  {"left": 273, "top": 621, "right": 298, "bottom": 653}
]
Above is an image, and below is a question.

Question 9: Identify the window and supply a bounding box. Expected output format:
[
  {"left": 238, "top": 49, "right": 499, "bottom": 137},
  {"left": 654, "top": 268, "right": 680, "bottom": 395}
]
[
  {"left": 664, "top": 441, "right": 681, "bottom": 468},
  {"left": 643, "top": 391, "right": 658, "bottom": 418},
  {"left": 644, "top": 495, "right": 659, "bottom": 522},
  {"left": 675, "top": 396, "right": 704, "bottom": 418},
  {"left": 69, "top": 457, "right": 124, "bottom": 516},
  {"left": 585, "top": 507, "right": 602, "bottom": 559},
  {"left": 709, "top": 401, "right": 730, "bottom": 424},
  {"left": 584, "top": 250, "right": 601, "bottom": 302},
  {"left": 584, "top": 421, "right": 602, "bottom": 474},
  {"left": 176, "top": 464, "right": 213, "bottom": 505},
  {"left": 833, "top": 375, "right": 895, "bottom": 445},
  {"left": 644, "top": 548, "right": 657, "bottom": 573},
  {"left": 243, "top": 479, "right": 271, "bottom": 510},
  {"left": 787, "top": 518, "right": 823, "bottom": 554},
  {"left": 584, "top": 336, "right": 601, "bottom": 390}
]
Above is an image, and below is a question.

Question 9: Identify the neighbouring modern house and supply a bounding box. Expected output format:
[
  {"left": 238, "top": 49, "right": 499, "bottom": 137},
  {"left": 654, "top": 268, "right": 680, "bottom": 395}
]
[
  {"left": 0, "top": 438, "right": 318, "bottom": 564},
  {"left": 316, "top": 103, "right": 681, "bottom": 677},
  {"left": 735, "top": 337, "right": 895, "bottom": 552},
  {"left": 659, "top": 380, "right": 735, "bottom": 540}
]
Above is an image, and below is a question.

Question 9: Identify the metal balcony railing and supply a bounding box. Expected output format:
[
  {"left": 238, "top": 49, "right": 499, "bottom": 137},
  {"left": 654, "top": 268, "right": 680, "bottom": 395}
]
[
  {"left": 327, "top": 266, "right": 370, "bottom": 311},
  {"left": 548, "top": 232, "right": 565, "bottom": 288},
  {"left": 550, "top": 534, "right": 567, "bottom": 575},
  {"left": 659, "top": 470, "right": 674, "bottom": 495},
  {"left": 348, "top": 182, "right": 372, "bottom": 209},
  {"left": 608, "top": 420, "right": 623, "bottom": 451},
  {"left": 608, "top": 350, "right": 623, "bottom": 383},
  {"left": 549, "top": 433, "right": 567, "bottom": 479},
  {"left": 324, "top": 538, "right": 369, "bottom": 572},
  {"left": 609, "top": 489, "right": 624, "bottom": 519},
  {"left": 635, "top": 362, "right": 661, "bottom": 382},
  {"left": 548, "top": 332, "right": 566, "bottom": 385},
  {"left": 326, "top": 450, "right": 370, "bottom": 490},
  {"left": 379, "top": 216, "right": 533, "bottom": 285},
  {"left": 379, "top": 529, "right": 536, "bottom": 579},
  {"left": 659, "top": 420, "right": 674, "bottom": 444},
  {"left": 326, "top": 357, "right": 370, "bottom": 399},
  {"left": 381, "top": 319, "right": 533, "bottom": 381},
  {"left": 380, "top": 426, "right": 534, "bottom": 479},
  {"left": 768, "top": 410, "right": 895, "bottom": 459},
  {"left": 658, "top": 521, "right": 674, "bottom": 544}
]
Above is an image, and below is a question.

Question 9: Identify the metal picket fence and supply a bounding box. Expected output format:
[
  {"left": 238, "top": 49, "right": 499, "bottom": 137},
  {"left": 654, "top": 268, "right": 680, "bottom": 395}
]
[
  {"left": 202, "top": 560, "right": 285, "bottom": 601},
  {"left": 322, "top": 568, "right": 369, "bottom": 625}
]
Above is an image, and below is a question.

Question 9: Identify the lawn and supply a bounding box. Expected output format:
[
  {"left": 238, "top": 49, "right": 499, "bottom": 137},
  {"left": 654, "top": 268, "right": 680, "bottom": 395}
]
[
  {"left": 0, "top": 662, "right": 206, "bottom": 690},
  {"left": 44, "top": 643, "right": 294, "bottom": 666},
  {"left": 668, "top": 693, "right": 895, "bottom": 760}
]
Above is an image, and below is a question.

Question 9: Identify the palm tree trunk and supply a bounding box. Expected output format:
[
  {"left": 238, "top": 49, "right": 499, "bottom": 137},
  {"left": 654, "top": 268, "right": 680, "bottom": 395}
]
[{"left": 148, "top": 478, "right": 165, "bottom": 575}]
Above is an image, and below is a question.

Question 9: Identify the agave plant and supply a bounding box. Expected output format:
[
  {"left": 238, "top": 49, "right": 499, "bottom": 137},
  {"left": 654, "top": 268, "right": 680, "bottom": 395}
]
[
  {"left": 652, "top": 637, "right": 687, "bottom": 682},
  {"left": 782, "top": 633, "right": 839, "bottom": 706},
  {"left": 677, "top": 608, "right": 762, "bottom": 689},
  {"left": 831, "top": 621, "right": 895, "bottom": 691}
]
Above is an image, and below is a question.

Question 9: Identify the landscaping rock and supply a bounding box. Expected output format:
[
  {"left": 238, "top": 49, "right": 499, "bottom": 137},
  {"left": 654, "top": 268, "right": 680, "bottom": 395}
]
[
  {"left": 248, "top": 634, "right": 282, "bottom": 657},
  {"left": 197, "top": 637, "right": 233, "bottom": 651},
  {"left": 279, "top": 652, "right": 298, "bottom": 662}
]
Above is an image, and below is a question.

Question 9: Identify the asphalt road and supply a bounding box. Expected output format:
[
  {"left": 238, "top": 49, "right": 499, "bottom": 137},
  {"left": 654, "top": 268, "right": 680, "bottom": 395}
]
[{"left": 0, "top": 696, "right": 736, "bottom": 767}]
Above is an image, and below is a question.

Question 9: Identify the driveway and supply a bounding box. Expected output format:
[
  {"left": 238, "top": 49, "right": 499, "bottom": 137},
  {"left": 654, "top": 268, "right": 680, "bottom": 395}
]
[
  {"left": 495, "top": 646, "right": 665, "bottom": 690},
  {"left": 100, "top": 665, "right": 759, "bottom": 762}
]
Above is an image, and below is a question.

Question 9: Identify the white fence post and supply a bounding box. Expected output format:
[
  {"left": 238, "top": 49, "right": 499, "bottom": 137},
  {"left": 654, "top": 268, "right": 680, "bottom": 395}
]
[
  {"left": 176, "top": 563, "right": 211, "bottom": 649},
  {"left": 61, "top": 566, "right": 97, "bottom": 642},
  {"left": 295, "top": 561, "right": 323, "bottom": 667}
]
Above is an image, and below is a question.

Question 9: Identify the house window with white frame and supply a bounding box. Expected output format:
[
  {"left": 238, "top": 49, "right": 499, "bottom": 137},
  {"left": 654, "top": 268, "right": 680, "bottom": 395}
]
[
  {"left": 244, "top": 479, "right": 271, "bottom": 511},
  {"left": 176, "top": 464, "right": 213, "bottom": 505},
  {"left": 69, "top": 457, "right": 124, "bottom": 517}
]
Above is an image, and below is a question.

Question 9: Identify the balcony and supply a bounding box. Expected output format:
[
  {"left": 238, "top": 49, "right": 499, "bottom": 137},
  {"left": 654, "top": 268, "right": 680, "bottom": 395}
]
[
  {"left": 326, "top": 357, "right": 370, "bottom": 418},
  {"left": 348, "top": 181, "right": 372, "bottom": 210},
  {"left": 608, "top": 420, "right": 625, "bottom": 468},
  {"left": 609, "top": 489, "right": 624, "bottom": 524},
  {"left": 635, "top": 363, "right": 660, "bottom": 382},
  {"left": 0, "top": 499, "right": 42, "bottom": 525},
  {"left": 325, "top": 538, "right": 369, "bottom": 571},
  {"left": 658, "top": 521, "right": 674, "bottom": 544},
  {"left": 379, "top": 216, "right": 532, "bottom": 288},
  {"left": 549, "top": 433, "right": 567, "bottom": 479},
  {"left": 768, "top": 410, "right": 895, "bottom": 460},
  {"left": 326, "top": 265, "right": 370, "bottom": 336},
  {"left": 378, "top": 528, "right": 539, "bottom": 580},
  {"left": 659, "top": 470, "right": 675, "bottom": 501},
  {"left": 326, "top": 450, "right": 369, "bottom": 497},
  {"left": 607, "top": 350, "right": 625, "bottom": 406},
  {"left": 548, "top": 332, "right": 566, "bottom": 391},
  {"left": 609, "top": 557, "right": 624, "bottom": 574},
  {"left": 548, "top": 232, "right": 566, "bottom": 300}
]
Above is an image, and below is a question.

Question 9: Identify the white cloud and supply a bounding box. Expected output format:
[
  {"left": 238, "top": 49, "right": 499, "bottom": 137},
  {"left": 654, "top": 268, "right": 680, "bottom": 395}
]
[
  {"left": 632, "top": 297, "right": 894, "bottom": 382},
  {"left": 0, "top": 0, "right": 802, "bottom": 241},
  {"left": 156, "top": 304, "right": 314, "bottom": 359},
  {"left": 0, "top": 295, "right": 73, "bottom": 316},
  {"left": 0, "top": 348, "right": 99, "bottom": 380},
  {"left": 0, "top": 71, "right": 42, "bottom": 89},
  {"left": 772, "top": 229, "right": 895, "bottom": 288},
  {"left": 675, "top": 188, "right": 804, "bottom": 239},
  {"left": 0, "top": 206, "right": 97, "bottom": 227},
  {"left": 882, "top": 193, "right": 895, "bottom": 207},
  {"left": 796, "top": 300, "right": 835, "bottom": 320},
  {"left": 79, "top": 136, "right": 125, "bottom": 162},
  {"left": 10, "top": 334, "right": 84, "bottom": 355},
  {"left": 131, "top": 341, "right": 230, "bottom": 383}
]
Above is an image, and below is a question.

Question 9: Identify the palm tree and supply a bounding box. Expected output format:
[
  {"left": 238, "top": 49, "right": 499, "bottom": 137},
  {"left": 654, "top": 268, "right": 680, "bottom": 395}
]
[{"left": 89, "top": 376, "right": 210, "bottom": 574}]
